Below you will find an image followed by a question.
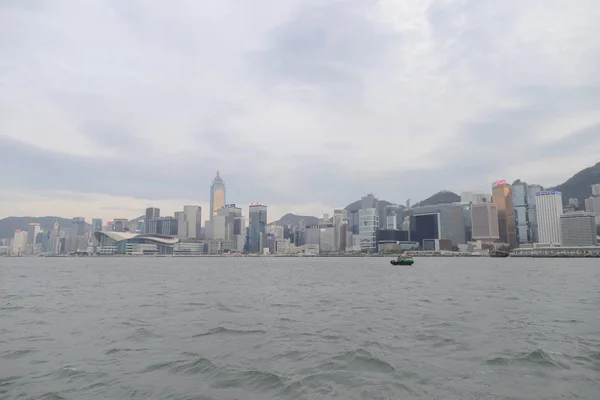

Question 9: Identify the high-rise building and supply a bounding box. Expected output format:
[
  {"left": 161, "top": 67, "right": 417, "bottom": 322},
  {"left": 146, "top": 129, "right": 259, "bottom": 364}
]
[
  {"left": 147, "top": 217, "right": 178, "bottom": 236},
  {"left": 471, "top": 203, "right": 500, "bottom": 241},
  {"left": 512, "top": 182, "right": 529, "bottom": 244},
  {"left": 113, "top": 218, "right": 128, "bottom": 232},
  {"left": 12, "top": 229, "right": 28, "bottom": 255},
  {"left": 585, "top": 196, "right": 600, "bottom": 214},
  {"left": 145, "top": 208, "right": 160, "bottom": 233},
  {"left": 248, "top": 203, "right": 267, "bottom": 253},
  {"left": 536, "top": 190, "right": 563, "bottom": 245},
  {"left": 410, "top": 204, "right": 466, "bottom": 246},
  {"left": 333, "top": 209, "right": 344, "bottom": 251},
  {"left": 182, "top": 205, "right": 202, "bottom": 239},
  {"left": 526, "top": 184, "right": 543, "bottom": 242},
  {"left": 358, "top": 208, "right": 378, "bottom": 252},
  {"left": 560, "top": 212, "right": 597, "bottom": 247},
  {"left": 27, "top": 223, "right": 41, "bottom": 246},
  {"left": 319, "top": 227, "right": 335, "bottom": 253},
  {"left": 91, "top": 218, "right": 103, "bottom": 233},
  {"left": 49, "top": 220, "right": 60, "bottom": 254},
  {"left": 210, "top": 171, "right": 226, "bottom": 220},
  {"left": 492, "top": 180, "right": 516, "bottom": 247},
  {"left": 72, "top": 217, "right": 86, "bottom": 236},
  {"left": 175, "top": 212, "right": 186, "bottom": 238},
  {"left": 592, "top": 184, "right": 600, "bottom": 197},
  {"left": 461, "top": 192, "right": 489, "bottom": 204}
]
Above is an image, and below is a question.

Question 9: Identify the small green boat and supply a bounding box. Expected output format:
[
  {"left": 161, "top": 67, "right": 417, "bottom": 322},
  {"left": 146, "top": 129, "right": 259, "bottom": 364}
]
[{"left": 390, "top": 254, "right": 414, "bottom": 266}]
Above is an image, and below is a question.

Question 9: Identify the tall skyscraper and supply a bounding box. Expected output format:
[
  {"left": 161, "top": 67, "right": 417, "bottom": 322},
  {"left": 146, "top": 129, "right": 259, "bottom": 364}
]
[
  {"left": 248, "top": 203, "right": 267, "bottom": 253},
  {"left": 27, "top": 223, "right": 41, "bottom": 245},
  {"left": 183, "top": 205, "right": 202, "bottom": 239},
  {"left": 512, "top": 182, "right": 529, "bottom": 244},
  {"left": 210, "top": 171, "right": 226, "bottom": 220},
  {"left": 91, "top": 218, "right": 103, "bottom": 233},
  {"left": 471, "top": 203, "right": 500, "bottom": 241},
  {"left": 145, "top": 208, "right": 160, "bottom": 233},
  {"left": 358, "top": 208, "right": 378, "bottom": 252},
  {"left": 333, "top": 209, "right": 344, "bottom": 251},
  {"left": 491, "top": 180, "right": 516, "bottom": 247},
  {"left": 526, "top": 184, "right": 543, "bottom": 243},
  {"left": 536, "top": 190, "right": 563, "bottom": 245},
  {"left": 12, "top": 229, "right": 28, "bottom": 255}
]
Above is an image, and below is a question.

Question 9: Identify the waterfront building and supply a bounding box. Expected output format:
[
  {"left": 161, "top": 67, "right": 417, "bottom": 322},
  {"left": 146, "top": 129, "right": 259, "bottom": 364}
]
[
  {"left": 358, "top": 208, "right": 378, "bottom": 252},
  {"left": 210, "top": 171, "right": 226, "bottom": 220},
  {"left": 144, "top": 208, "right": 160, "bottom": 233},
  {"left": 471, "top": 202, "right": 500, "bottom": 241},
  {"left": 492, "top": 180, "right": 516, "bottom": 247},
  {"left": 12, "top": 229, "right": 28, "bottom": 255},
  {"left": 526, "top": 184, "right": 543, "bottom": 243},
  {"left": 560, "top": 212, "right": 597, "bottom": 247},
  {"left": 512, "top": 182, "right": 529, "bottom": 243},
  {"left": 536, "top": 190, "right": 563, "bottom": 245},
  {"left": 248, "top": 203, "right": 267, "bottom": 253},
  {"left": 94, "top": 231, "right": 178, "bottom": 255},
  {"left": 410, "top": 204, "right": 466, "bottom": 247},
  {"left": 319, "top": 227, "right": 335, "bottom": 253}
]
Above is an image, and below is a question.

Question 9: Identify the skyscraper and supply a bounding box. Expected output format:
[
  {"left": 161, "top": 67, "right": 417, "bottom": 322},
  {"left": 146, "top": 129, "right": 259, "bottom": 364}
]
[
  {"left": 471, "top": 203, "right": 500, "bottom": 241},
  {"left": 491, "top": 180, "right": 516, "bottom": 247},
  {"left": 145, "top": 208, "right": 160, "bottom": 233},
  {"left": 560, "top": 212, "right": 597, "bottom": 247},
  {"left": 592, "top": 184, "right": 600, "bottom": 197},
  {"left": 91, "top": 219, "right": 103, "bottom": 233},
  {"left": 248, "top": 203, "right": 267, "bottom": 253},
  {"left": 536, "top": 190, "right": 563, "bottom": 245},
  {"left": 27, "top": 222, "right": 41, "bottom": 249},
  {"left": 210, "top": 171, "right": 226, "bottom": 220},
  {"left": 183, "top": 205, "right": 202, "bottom": 239},
  {"left": 526, "top": 184, "right": 543, "bottom": 243},
  {"left": 12, "top": 229, "right": 28, "bottom": 255}
]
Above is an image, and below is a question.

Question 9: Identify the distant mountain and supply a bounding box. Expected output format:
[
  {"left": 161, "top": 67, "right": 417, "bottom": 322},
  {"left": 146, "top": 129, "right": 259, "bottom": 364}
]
[
  {"left": 550, "top": 161, "right": 600, "bottom": 205},
  {"left": 413, "top": 190, "right": 461, "bottom": 208},
  {"left": 344, "top": 199, "right": 394, "bottom": 212},
  {"left": 0, "top": 216, "right": 91, "bottom": 239},
  {"left": 269, "top": 213, "right": 320, "bottom": 227}
]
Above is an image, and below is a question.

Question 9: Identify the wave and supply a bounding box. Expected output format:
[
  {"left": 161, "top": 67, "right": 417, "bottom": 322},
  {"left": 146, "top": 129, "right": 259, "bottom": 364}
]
[
  {"left": 327, "top": 349, "right": 396, "bottom": 373},
  {"left": 1, "top": 348, "right": 37, "bottom": 359},
  {"left": 126, "top": 327, "right": 162, "bottom": 341},
  {"left": 192, "top": 326, "right": 266, "bottom": 338},
  {"left": 171, "top": 358, "right": 218, "bottom": 375},
  {"left": 486, "top": 349, "right": 571, "bottom": 369},
  {"left": 214, "top": 370, "right": 285, "bottom": 391}
]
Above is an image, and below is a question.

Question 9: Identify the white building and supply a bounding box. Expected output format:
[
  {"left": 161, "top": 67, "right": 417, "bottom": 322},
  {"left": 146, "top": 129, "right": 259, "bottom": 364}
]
[
  {"left": 461, "top": 191, "right": 489, "bottom": 204},
  {"left": 319, "top": 227, "right": 335, "bottom": 253},
  {"left": 358, "top": 208, "right": 378, "bottom": 252},
  {"left": 584, "top": 196, "right": 600, "bottom": 214},
  {"left": 592, "top": 184, "right": 600, "bottom": 197},
  {"left": 333, "top": 210, "right": 344, "bottom": 251},
  {"left": 536, "top": 191, "right": 563, "bottom": 245},
  {"left": 12, "top": 230, "right": 28, "bottom": 255},
  {"left": 560, "top": 212, "right": 597, "bottom": 247},
  {"left": 470, "top": 203, "right": 500, "bottom": 241},
  {"left": 183, "top": 205, "right": 202, "bottom": 239}
]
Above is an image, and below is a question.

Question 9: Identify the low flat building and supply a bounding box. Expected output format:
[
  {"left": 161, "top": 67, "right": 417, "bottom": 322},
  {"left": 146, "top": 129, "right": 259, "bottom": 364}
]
[
  {"left": 94, "top": 232, "right": 178, "bottom": 255},
  {"left": 560, "top": 212, "right": 598, "bottom": 247}
]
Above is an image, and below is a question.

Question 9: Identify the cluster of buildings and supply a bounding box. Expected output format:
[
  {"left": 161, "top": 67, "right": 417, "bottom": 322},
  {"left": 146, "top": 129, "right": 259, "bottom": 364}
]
[{"left": 2, "top": 175, "right": 599, "bottom": 257}]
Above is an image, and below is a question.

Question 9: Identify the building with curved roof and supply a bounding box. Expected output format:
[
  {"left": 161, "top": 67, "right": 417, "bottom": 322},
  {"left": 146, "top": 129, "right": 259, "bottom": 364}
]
[{"left": 94, "top": 231, "right": 179, "bottom": 255}]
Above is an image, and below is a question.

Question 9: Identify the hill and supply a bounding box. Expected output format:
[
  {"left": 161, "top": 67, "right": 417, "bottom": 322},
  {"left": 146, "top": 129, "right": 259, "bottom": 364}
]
[
  {"left": 344, "top": 199, "right": 394, "bottom": 212},
  {"left": 550, "top": 161, "right": 600, "bottom": 205},
  {"left": 0, "top": 216, "right": 91, "bottom": 239},
  {"left": 269, "top": 213, "right": 319, "bottom": 227},
  {"left": 413, "top": 190, "right": 461, "bottom": 208}
]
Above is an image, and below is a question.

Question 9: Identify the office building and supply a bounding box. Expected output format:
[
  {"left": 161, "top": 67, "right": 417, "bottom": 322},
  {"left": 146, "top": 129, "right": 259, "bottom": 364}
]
[
  {"left": 560, "top": 212, "right": 597, "bottom": 247},
  {"left": 592, "top": 184, "right": 600, "bottom": 197},
  {"left": 536, "top": 190, "right": 563, "bottom": 245},
  {"left": 27, "top": 223, "right": 41, "bottom": 243},
  {"left": 585, "top": 196, "right": 600, "bottom": 214},
  {"left": 91, "top": 218, "right": 103, "bottom": 233},
  {"left": 12, "top": 229, "right": 28, "bottom": 255},
  {"left": 512, "top": 182, "right": 529, "bottom": 243},
  {"left": 461, "top": 192, "right": 489, "bottom": 204},
  {"left": 526, "top": 184, "right": 543, "bottom": 242},
  {"left": 210, "top": 171, "right": 226, "bottom": 220},
  {"left": 49, "top": 220, "right": 60, "bottom": 254},
  {"left": 319, "top": 227, "right": 335, "bottom": 253},
  {"left": 358, "top": 208, "right": 378, "bottom": 252},
  {"left": 492, "top": 180, "right": 516, "bottom": 247},
  {"left": 410, "top": 204, "right": 466, "bottom": 247},
  {"left": 113, "top": 218, "right": 128, "bottom": 232},
  {"left": 568, "top": 198, "right": 579, "bottom": 208},
  {"left": 144, "top": 208, "right": 160, "bottom": 233},
  {"left": 333, "top": 209, "right": 344, "bottom": 251},
  {"left": 146, "top": 217, "right": 178, "bottom": 237},
  {"left": 471, "top": 203, "right": 500, "bottom": 241},
  {"left": 248, "top": 203, "right": 267, "bottom": 253},
  {"left": 182, "top": 205, "right": 202, "bottom": 239},
  {"left": 72, "top": 217, "right": 86, "bottom": 236},
  {"left": 175, "top": 211, "right": 186, "bottom": 238}
]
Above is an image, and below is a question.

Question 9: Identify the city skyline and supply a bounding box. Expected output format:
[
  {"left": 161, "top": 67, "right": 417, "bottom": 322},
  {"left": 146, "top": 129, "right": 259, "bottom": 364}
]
[{"left": 1, "top": 2, "right": 600, "bottom": 222}]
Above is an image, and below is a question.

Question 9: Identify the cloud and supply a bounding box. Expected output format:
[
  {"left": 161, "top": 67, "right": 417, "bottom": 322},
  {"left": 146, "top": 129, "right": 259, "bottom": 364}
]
[{"left": 1, "top": 0, "right": 600, "bottom": 222}]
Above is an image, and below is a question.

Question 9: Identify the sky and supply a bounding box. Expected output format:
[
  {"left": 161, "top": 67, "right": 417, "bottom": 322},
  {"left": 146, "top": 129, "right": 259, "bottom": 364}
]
[{"left": 1, "top": 0, "right": 600, "bottom": 223}]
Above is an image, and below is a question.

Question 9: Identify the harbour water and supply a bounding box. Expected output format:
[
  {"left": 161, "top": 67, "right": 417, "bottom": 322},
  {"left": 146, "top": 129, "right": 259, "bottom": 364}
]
[{"left": 1, "top": 257, "right": 599, "bottom": 399}]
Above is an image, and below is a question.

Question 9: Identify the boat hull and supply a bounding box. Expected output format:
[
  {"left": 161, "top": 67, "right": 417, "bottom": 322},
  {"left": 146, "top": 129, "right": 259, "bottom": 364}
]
[{"left": 390, "top": 260, "right": 414, "bottom": 266}]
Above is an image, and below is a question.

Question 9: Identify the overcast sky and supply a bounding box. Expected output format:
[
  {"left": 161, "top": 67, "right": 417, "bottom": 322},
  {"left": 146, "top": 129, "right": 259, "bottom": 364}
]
[{"left": 1, "top": 0, "right": 600, "bottom": 222}]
